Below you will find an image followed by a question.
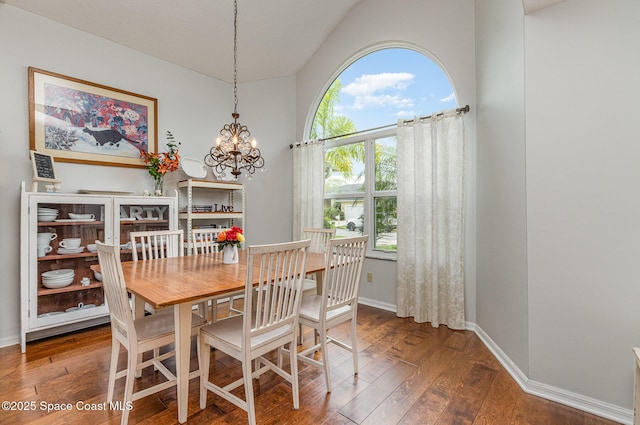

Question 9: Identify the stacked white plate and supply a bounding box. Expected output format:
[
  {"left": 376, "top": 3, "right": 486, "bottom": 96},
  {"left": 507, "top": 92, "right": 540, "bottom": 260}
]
[
  {"left": 57, "top": 246, "right": 85, "bottom": 255},
  {"left": 41, "top": 269, "right": 74, "bottom": 288},
  {"left": 37, "top": 207, "right": 59, "bottom": 222}
]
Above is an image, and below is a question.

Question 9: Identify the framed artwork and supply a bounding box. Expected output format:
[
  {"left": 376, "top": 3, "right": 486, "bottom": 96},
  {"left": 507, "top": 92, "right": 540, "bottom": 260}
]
[{"left": 28, "top": 67, "right": 158, "bottom": 168}]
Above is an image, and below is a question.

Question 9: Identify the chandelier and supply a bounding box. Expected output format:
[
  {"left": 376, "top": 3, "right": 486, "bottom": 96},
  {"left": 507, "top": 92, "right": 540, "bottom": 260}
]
[{"left": 204, "top": 0, "right": 264, "bottom": 179}]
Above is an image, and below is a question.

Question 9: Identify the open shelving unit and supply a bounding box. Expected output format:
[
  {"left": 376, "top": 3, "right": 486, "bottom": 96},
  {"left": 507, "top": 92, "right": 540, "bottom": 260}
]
[{"left": 177, "top": 179, "right": 244, "bottom": 254}]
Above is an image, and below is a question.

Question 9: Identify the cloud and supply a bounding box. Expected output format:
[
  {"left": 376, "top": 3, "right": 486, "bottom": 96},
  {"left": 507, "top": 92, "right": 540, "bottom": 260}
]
[
  {"left": 352, "top": 94, "right": 414, "bottom": 110},
  {"left": 342, "top": 72, "right": 416, "bottom": 110},
  {"left": 396, "top": 110, "right": 416, "bottom": 119},
  {"left": 342, "top": 72, "right": 415, "bottom": 96},
  {"left": 440, "top": 92, "right": 456, "bottom": 103}
]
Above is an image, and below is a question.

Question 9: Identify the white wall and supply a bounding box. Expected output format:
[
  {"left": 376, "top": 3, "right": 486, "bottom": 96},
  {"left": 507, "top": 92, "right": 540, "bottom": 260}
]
[
  {"left": 525, "top": 0, "right": 640, "bottom": 409},
  {"left": 236, "top": 76, "right": 297, "bottom": 245},
  {"left": 0, "top": 4, "right": 296, "bottom": 345},
  {"left": 475, "top": 0, "right": 530, "bottom": 375},
  {"left": 296, "top": 0, "right": 477, "bottom": 317},
  {"left": 477, "top": 0, "right": 640, "bottom": 416}
]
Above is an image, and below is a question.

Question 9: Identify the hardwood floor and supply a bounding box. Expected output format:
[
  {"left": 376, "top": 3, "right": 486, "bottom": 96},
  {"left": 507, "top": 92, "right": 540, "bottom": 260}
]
[{"left": 0, "top": 305, "right": 622, "bottom": 424}]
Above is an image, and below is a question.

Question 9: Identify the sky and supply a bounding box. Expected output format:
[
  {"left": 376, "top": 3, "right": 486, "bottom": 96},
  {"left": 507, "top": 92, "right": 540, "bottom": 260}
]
[{"left": 331, "top": 48, "right": 456, "bottom": 132}]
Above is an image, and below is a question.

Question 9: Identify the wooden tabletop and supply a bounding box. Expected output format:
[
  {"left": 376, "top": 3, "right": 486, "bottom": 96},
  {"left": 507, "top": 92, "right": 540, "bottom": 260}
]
[{"left": 93, "top": 250, "right": 326, "bottom": 309}]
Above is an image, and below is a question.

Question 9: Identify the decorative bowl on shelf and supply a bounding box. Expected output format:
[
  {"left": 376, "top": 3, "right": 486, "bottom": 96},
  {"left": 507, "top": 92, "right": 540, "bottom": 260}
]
[
  {"left": 42, "top": 269, "right": 74, "bottom": 278},
  {"left": 181, "top": 157, "right": 207, "bottom": 179},
  {"left": 42, "top": 278, "right": 73, "bottom": 289},
  {"left": 37, "top": 208, "right": 59, "bottom": 221},
  {"left": 41, "top": 269, "right": 74, "bottom": 288}
]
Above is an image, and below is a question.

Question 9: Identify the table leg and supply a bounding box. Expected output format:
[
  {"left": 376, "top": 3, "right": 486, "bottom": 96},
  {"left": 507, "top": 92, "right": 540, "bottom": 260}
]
[
  {"left": 132, "top": 295, "right": 145, "bottom": 319},
  {"left": 133, "top": 295, "right": 146, "bottom": 378},
  {"left": 315, "top": 270, "right": 324, "bottom": 295},
  {"left": 175, "top": 303, "right": 192, "bottom": 424}
]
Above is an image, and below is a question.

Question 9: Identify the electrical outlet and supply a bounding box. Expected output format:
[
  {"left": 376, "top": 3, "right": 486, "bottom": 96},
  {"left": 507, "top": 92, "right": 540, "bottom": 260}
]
[{"left": 367, "top": 272, "right": 373, "bottom": 283}]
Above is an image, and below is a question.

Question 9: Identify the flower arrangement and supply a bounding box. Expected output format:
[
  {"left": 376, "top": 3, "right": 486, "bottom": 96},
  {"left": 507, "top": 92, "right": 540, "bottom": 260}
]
[
  {"left": 217, "top": 226, "right": 245, "bottom": 250},
  {"left": 140, "top": 131, "right": 181, "bottom": 189}
]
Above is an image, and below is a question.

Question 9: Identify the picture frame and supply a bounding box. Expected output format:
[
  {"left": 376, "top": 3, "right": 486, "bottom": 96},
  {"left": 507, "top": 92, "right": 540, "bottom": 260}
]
[{"left": 28, "top": 67, "right": 158, "bottom": 168}]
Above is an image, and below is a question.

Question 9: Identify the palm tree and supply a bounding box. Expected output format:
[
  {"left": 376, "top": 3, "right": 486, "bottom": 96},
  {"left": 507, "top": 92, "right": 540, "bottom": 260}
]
[{"left": 311, "top": 80, "right": 362, "bottom": 180}]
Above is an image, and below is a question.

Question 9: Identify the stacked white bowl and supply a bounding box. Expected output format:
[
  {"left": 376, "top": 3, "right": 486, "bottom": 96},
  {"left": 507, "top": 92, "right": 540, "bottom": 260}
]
[
  {"left": 41, "top": 269, "right": 74, "bottom": 288},
  {"left": 37, "top": 207, "right": 59, "bottom": 222}
]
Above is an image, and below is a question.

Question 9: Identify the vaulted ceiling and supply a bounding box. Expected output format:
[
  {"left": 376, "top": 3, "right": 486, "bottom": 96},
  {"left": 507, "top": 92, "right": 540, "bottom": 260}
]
[{"left": 3, "top": 0, "right": 564, "bottom": 83}]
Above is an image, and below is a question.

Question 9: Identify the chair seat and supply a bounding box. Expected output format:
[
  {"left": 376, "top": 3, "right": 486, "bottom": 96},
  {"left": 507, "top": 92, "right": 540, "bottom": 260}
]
[
  {"left": 200, "top": 315, "right": 293, "bottom": 351},
  {"left": 135, "top": 311, "right": 207, "bottom": 342},
  {"left": 299, "top": 294, "right": 352, "bottom": 323}
]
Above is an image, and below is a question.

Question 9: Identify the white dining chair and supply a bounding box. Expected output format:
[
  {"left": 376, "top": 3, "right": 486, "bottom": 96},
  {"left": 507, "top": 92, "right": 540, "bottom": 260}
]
[
  {"left": 301, "top": 227, "right": 336, "bottom": 294},
  {"left": 303, "top": 227, "right": 336, "bottom": 255},
  {"left": 299, "top": 227, "right": 336, "bottom": 343},
  {"left": 129, "top": 229, "right": 184, "bottom": 261},
  {"left": 199, "top": 239, "right": 310, "bottom": 425},
  {"left": 191, "top": 228, "right": 243, "bottom": 321},
  {"left": 96, "top": 241, "right": 206, "bottom": 425},
  {"left": 295, "top": 235, "right": 368, "bottom": 392},
  {"left": 129, "top": 230, "right": 197, "bottom": 316},
  {"left": 129, "top": 229, "right": 204, "bottom": 371}
]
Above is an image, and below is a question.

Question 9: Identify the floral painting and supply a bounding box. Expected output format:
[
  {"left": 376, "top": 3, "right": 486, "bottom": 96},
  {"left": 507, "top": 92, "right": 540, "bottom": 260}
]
[{"left": 29, "top": 67, "right": 157, "bottom": 168}]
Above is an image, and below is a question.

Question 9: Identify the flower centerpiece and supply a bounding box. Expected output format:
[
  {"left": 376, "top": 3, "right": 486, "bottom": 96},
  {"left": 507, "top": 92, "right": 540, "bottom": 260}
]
[
  {"left": 217, "top": 226, "right": 244, "bottom": 264},
  {"left": 140, "top": 131, "right": 181, "bottom": 195}
]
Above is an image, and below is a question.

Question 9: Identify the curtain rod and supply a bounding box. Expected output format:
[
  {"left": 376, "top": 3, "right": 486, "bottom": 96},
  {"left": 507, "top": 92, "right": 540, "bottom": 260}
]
[{"left": 289, "top": 104, "right": 470, "bottom": 149}]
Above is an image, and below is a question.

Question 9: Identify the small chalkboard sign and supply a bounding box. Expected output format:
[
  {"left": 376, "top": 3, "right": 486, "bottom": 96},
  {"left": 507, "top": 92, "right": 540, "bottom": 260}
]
[{"left": 30, "top": 150, "right": 59, "bottom": 184}]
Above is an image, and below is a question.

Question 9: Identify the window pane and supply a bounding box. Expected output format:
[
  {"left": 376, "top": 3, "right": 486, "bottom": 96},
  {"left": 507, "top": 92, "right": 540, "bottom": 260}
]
[
  {"left": 323, "top": 197, "right": 364, "bottom": 236},
  {"left": 373, "top": 196, "right": 397, "bottom": 252},
  {"left": 375, "top": 137, "right": 397, "bottom": 191},
  {"left": 324, "top": 143, "right": 365, "bottom": 195}
]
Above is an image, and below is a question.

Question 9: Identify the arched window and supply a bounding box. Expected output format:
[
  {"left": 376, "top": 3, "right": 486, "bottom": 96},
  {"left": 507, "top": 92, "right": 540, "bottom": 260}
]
[{"left": 312, "top": 47, "right": 455, "bottom": 258}]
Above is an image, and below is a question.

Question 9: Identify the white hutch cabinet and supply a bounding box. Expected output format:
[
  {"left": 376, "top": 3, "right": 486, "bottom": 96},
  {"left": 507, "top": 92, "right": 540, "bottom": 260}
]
[
  {"left": 177, "top": 179, "right": 244, "bottom": 254},
  {"left": 20, "top": 184, "right": 177, "bottom": 352}
]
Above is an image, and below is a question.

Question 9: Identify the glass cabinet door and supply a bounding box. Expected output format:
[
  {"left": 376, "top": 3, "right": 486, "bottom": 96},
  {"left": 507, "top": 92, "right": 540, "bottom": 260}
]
[
  {"left": 113, "top": 196, "right": 177, "bottom": 260},
  {"left": 30, "top": 195, "right": 112, "bottom": 326}
]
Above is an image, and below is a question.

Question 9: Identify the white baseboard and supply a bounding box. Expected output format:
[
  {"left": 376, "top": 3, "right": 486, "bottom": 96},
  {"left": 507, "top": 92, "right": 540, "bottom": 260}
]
[
  {"left": 472, "top": 323, "right": 633, "bottom": 425},
  {"left": 0, "top": 334, "right": 20, "bottom": 349},
  {"left": 358, "top": 297, "right": 396, "bottom": 312}
]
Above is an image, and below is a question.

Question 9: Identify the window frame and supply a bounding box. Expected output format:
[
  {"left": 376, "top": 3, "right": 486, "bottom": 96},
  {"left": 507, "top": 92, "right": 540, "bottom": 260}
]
[{"left": 324, "top": 126, "right": 397, "bottom": 260}]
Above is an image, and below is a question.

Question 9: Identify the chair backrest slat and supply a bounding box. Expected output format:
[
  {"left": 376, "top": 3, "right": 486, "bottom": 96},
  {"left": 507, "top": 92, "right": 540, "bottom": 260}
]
[
  {"left": 323, "top": 236, "right": 368, "bottom": 314},
  {"left": 245, "top": 240, "right": 310, "bottom": 342},
  {"left": 302, "top": 227, "right": 336, "bottom": 255},
  {"left": 130, "top": 230, "right": 184, "bottom": 261},
  {"left": 192, "top": 228, "right": 229, "bottom": 255}
]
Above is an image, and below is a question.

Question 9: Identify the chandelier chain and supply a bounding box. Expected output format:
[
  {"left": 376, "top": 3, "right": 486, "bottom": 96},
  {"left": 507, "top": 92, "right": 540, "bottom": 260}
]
[{"left": 233, "top": 0, "right": 238, "bottom": 115}]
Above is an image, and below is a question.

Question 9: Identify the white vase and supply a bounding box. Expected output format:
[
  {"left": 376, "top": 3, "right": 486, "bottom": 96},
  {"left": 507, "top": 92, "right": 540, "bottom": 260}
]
[{"left": 222, "top": 244, "right": 238, "bottom": 264}]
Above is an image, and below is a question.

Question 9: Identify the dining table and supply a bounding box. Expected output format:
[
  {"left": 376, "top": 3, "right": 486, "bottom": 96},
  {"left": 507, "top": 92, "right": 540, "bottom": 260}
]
[{"left": 93, "top": 249, "right": 326, "bottom": 424}]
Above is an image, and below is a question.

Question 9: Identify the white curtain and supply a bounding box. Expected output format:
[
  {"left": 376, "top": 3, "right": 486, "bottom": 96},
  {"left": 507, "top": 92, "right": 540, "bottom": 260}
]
[
  {"left": 292, "top": 140, "right": 325, "bottom": 240},
  {"left": 396, "top": 109, "right": 465, "bottom": 329}
]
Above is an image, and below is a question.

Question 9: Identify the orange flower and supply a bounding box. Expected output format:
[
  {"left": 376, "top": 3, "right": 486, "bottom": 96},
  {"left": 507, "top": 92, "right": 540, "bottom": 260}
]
[{"left": 140, "top": 131, "right": 180, "bottom": 180}]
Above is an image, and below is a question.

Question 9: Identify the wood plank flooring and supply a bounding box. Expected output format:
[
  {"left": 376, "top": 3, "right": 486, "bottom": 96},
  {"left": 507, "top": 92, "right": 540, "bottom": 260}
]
[{"left": 0, "top": 305, "right": 622, "bottom": 424}]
